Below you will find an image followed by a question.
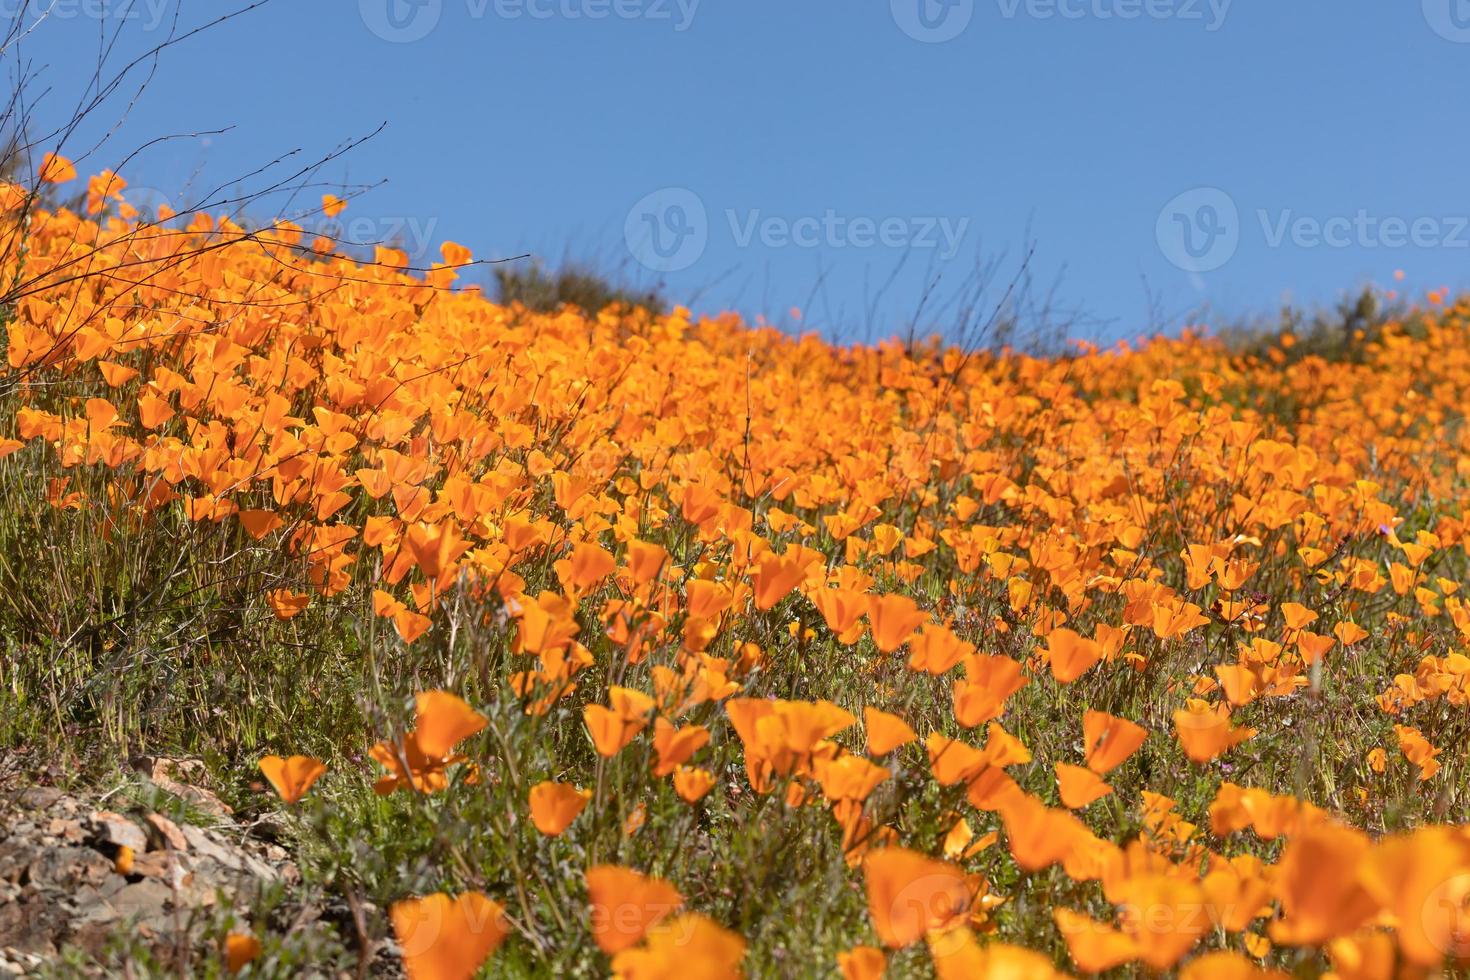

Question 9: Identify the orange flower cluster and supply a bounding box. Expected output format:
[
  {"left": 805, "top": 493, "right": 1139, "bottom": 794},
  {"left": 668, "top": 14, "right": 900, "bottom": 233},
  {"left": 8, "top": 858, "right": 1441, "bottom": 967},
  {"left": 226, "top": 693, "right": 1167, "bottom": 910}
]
[{"left": 9, "top": 166, "right": 1470, "bottom": 976}]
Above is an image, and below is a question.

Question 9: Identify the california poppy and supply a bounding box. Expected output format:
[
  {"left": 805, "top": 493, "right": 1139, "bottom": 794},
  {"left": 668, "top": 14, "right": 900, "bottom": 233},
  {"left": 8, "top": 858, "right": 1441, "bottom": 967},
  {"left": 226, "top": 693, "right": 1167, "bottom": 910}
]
[
  {"left": 1044, "top": 628, "right": 1102, "bottom": 684},
  {"left": 224, "top": 933, "right": 261, "bottom": 975},
  {"left": 1173, "top": 700, "right": 1255, "bottom": 764},
  {"left": 863, "top": 706, "right": 917, "bottom": 756},
  {"left": 390, "top": 892, "right": 509, "bottom": 980},
  {"left": 584, "top": 686, "right": 655, "bottom": 757},
  {"left": 371, "top": 691, "right": 486, "bottom": 795},
  {"left": 651, "top": 718, "right": 710, "bottom": 776},
  {"left": 1081, "top": 709, "right": 1147, "bottom": 774},
  {"left": 866, "top": 594, "right": 929, "bottom": 653},
  {"left": 527, "top": 781, "right": 590, "bottom": 836},
  {"left": 266, "top": 588, "right": 309, "bottom": 620},
  {"left": 583, "top": 865, "right": 684, "bottom": 954},
  {"left": 1055, "top": 763, "right": 1112, "bottom": 809},
  {"left": 863, "top": 846, "right": 969, "bottom": 948},
  {"left": 608, "top": 913, "right": 746, "bottom": 979},
  {"left": 673, "top": 766, "right": 717, "bottom": 803},
  {"left": 837, "top": 945, "right": 886, "bottom": 980},
  {"left": 258, "top": 754, "right": 327, "bottom": 804},
  {"left": 39, "top": 152, "right": 76, "bottom": 183}
]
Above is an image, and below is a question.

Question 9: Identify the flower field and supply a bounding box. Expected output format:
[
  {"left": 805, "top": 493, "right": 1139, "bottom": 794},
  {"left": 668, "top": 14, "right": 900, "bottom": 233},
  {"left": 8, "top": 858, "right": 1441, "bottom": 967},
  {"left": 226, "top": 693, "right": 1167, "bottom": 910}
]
[{"left": 3, "top": 165, "right": 1470, "bottom": 978}]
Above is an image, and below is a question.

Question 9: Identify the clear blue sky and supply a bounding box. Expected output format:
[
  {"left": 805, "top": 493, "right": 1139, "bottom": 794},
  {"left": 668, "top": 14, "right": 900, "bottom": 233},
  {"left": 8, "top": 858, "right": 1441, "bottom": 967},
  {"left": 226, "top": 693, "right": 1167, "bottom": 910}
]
[{"left": 19, "top": 0, "right": 1470, "bottom": 344}]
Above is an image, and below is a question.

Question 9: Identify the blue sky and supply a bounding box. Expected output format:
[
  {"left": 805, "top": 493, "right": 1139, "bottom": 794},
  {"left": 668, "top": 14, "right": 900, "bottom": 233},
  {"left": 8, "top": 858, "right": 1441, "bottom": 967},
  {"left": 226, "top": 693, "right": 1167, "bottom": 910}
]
[{"left": 18, "top": 0, "right": 1470, "bottom": 344}]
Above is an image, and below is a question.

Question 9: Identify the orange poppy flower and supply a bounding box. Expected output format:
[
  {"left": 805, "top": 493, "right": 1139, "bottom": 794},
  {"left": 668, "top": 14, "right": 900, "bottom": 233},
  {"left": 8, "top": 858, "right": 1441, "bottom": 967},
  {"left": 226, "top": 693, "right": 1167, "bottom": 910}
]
[
  {"left": 651, "top": 718, "right": 710, "bottom": 776},
  {"left": 929, "top": 929, "right": 1065, "bottom": 980},
  {"left": 1044, "top": 628, "right": 1102, "bottom": 683},
  {"left": 1055, "top": 763, "right": 1112, "bottom": 809},
  {"left": 584, "top": 686, "right": 655, "bottom": 757},
  {"left": 528, "top": 781, "right": 590, "bottom": 836},
  {"left": 258, "top": 755, "right": 327, "bottom": 804},
  {"left": 866, "top": 594, "right": 929, "bottom": 653},
  {"left": 1173, "top": 700, "right": 1255, "bottom": 764},
  {"left": 1081, "top": 709, "right": 1147, "bottom": 774},
  {"left": 390, "top": 892, "right": 509, "bottom": 980},
  {"left": 371, "top": 691, "right": 486, "bottom": 795},
  {"left": 1054, "top": 908, "right": 1137, "bottom": 973},
  {"left": 39, "top": 152, "right": 76, "bottom": 183},
  {"left": 1269, "top": 824, "right": 1377, "bottom": 946},
  {"left": 837, "top": 945, "right": 886, "bottom": 980},
  {"left": 863, "top": 847, "right": 969, "bottom": 948},
  {"left": 1000, "top": 794, "right": 1087, "bottom": 872},
  {"left": 608, "top": 913, "right": 746, "bottom": 979},
  {"left": 906, "top": 624, "right": 974, "bottom": 675},
  {"left": 585, "top": 865, "right": 684, "bottom": 953},
  {"left": 863, "top": 706, "right": 917, "bottom": 756},
  {"left": 266, "top": 588, "right": 309, "bottom": 620},
  {"left": 224, "top": 933, "right": 261, "bottom": 975},
  {"left": 750, "top": 550, "right": 809, "bottom": 610},
  {"left": 673, "top": 766, "right": 717, "bottom": 803}
]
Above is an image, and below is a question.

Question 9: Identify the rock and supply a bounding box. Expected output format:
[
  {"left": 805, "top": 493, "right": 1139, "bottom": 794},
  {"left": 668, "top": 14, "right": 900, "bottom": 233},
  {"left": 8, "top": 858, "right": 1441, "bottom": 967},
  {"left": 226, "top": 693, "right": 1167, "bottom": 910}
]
[
  {"left": 180, "top": 826, "right": 243, "bottom": 871},
  {"left": 70, "top": 874, "right": 127, "bottom": 905},
  {"left": 109, "top": 879, "right": 174, "bottom": 932},
  {"left": 69, "top": 891, "right": 120, "bottom": 926},
  {"left": 45, "top": 818, "right": 85, "bottom": 844},
  {"left": 13, "top": 788, "right": 62, "bottom": 810},
  {"left": 0, "top": 843, "right": 34, "bottom": 884},
  {"left": 240, "top": 854, "right": 280, "bottom": 883},
  {"left": 155, "top": 777, "right": 233, "bottom": 818},
  {"left": 145, "top": 813, "right": 189, "bottom": 852},
  {"left": 129, "top": 851, "right": 192, "bottom": 890},
  {"left": 130, "top": 757, "right": 234, "bottom": 818},
  {"left": 1, "top": 785, "right": 308, "bottom": 973},
  {"left": 0, "top": 947, "right": 44, "bottom": 976},
  {"left": 26, "top": 846, "right": 112, "bottom": 890},
  {"left": 88, "top": 811, "right": 147, "bottom": 853},
  {"left": 0, "top": 892, "right": 68, "bottom": 955}
]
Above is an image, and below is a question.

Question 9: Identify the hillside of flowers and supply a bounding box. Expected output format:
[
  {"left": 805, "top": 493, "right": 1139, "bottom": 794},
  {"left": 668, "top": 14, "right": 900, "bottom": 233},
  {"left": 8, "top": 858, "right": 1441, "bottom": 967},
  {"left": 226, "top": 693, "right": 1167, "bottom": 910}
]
[{"left": 2, "top": 162, "right": 1469, "bottom": 978}]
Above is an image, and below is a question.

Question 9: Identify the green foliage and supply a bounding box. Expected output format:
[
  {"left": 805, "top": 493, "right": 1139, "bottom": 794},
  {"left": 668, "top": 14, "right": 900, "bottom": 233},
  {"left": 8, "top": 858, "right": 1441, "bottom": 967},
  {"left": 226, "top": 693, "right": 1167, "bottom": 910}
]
[
  {"left": 494, "top": 260, "right": 667, "bottom": 317},
  {"left": 1215, "top": 286, "right": 1416, "bottom": 365}
]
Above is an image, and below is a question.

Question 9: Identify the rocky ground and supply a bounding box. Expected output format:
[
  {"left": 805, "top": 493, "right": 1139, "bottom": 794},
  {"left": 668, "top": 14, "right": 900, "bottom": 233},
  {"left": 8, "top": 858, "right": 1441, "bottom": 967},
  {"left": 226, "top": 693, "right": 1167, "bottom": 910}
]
[{"left": 0, "top": 759, "right": 385, "bottom": 977}]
